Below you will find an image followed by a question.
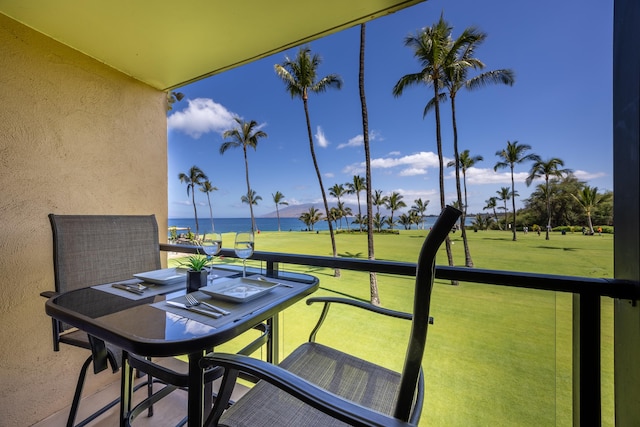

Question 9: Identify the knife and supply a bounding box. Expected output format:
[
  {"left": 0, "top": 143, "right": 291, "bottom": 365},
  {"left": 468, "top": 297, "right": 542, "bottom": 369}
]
[
  {"left": 165, "top": 301, "right": 222, "bottom": 318},
  {"left": 111, "top": 283, "right": 144, "bottom": 295}
]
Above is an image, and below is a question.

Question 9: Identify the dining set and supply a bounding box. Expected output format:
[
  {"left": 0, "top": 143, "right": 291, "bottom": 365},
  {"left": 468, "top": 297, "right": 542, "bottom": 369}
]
[{"left": 44, "top": 207, "right": 459, "bottom": 427}]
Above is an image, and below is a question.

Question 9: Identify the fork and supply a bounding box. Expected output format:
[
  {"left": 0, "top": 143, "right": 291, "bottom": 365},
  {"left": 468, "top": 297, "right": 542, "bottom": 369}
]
[{"left": 185, "top": 294, "right": 231, "bottom": 315}]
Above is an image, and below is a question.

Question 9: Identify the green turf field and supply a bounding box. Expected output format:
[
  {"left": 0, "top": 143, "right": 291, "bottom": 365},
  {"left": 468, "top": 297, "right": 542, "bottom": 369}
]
[{"left": 171, "top": 229, "right": 614, "bottom": 426}]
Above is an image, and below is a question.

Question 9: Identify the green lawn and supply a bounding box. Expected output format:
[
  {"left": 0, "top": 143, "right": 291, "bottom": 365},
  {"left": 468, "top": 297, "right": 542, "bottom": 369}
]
[{"left": 171, "top": 229, "right": 614, "bottom": 426}]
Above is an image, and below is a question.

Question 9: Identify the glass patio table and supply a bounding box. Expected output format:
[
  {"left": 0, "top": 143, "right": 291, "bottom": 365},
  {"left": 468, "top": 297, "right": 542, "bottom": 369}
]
[{"left": 45, "top": 266, "right": 319, "bottom": 426}]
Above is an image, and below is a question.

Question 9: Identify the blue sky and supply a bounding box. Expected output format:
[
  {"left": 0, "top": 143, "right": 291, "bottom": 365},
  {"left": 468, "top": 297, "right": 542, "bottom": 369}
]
[{"left": 167, "top": 0, "right": 613, "bottom": 219}]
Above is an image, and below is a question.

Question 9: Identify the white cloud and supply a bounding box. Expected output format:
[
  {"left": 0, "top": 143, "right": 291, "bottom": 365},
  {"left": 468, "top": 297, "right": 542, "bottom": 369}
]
[
  {"left": 343, "top": 151, "right": 444, "bottom": 177},
  {"left": 324, "top": 172, "right": 335, "bottom": 178},
  {"left": 167, "top": 98, "right": 238, "bottom": 139},
  {"left": 447, "top": 167, "right": 531, "bottom": 185},
  {"left": 337, "top": 130, "right": 382, "bottom": 149},
  {"left": 399, "top": 168, "right": 427, "bottom": 176},
  {"left": 574, "top": 170, "right": 607, "bottom": 180},
  {"left": 315, "top": 126, "right": 329, "bottom": 148}
]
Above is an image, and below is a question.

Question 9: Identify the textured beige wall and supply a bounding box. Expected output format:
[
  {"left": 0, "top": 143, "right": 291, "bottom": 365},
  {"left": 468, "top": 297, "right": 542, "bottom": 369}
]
[{"left": 0, "top": 14, "right": 168, "bottom": 426}]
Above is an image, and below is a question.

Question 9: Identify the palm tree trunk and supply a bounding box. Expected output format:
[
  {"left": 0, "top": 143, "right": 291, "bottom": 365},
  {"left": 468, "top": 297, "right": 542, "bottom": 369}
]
[
  {"left": 276, "top": 205, "right": 281, "bottom": 232},
  {"left": 359, "top": 23, "right": 379, "bottom": 305},
  {"left": 243, "top": 148, "right": 256, "bottom": 233},
  {"left": 191, "top": 185, "right": 200, "bottom": 238},
  {"left": 493, "top": 207, "right": 502, "bottom": 230},
  {"left": 207, "top": 194, "right": 215, "bottom": 233},
  {"left": 510, "top": 166, "right": 517, "bottom": 241},
  {"left": 303, "top": 96, "right": 339, "bottom": 277},
  {"left": 450, "top": 96, "right": 473, "bottom": 267},
  {"left": 433, "top": 82, "right": 457, "bottom": 283},
  {"left": 545, "top": 177, "right": 551, "bottom": 240}
]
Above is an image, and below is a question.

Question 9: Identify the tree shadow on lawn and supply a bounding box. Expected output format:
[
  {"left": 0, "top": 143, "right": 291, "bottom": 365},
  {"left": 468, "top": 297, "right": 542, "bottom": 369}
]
[
  {"left": 338, "top": 251, "right": 364, "bottom": 258},
  {"left": 536, "top": 246, "right": 577, "bottom": 251}
]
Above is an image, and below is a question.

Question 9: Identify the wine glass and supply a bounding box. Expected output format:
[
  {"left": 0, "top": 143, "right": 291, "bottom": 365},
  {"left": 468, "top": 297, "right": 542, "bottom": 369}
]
[
  {"left": 201, "top": 233, "right": 222, "bottom": 283},
  {"left": 201, "top": 232, "right": 222, "bottom": 258},
  {"left": 234, "top": 231, "right": 254, "bottom": 278}
]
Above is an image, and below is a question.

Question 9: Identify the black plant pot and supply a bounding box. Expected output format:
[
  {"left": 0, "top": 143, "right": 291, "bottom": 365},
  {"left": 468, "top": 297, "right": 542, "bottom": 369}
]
[{"left": 187, "top": 269, "right": 208, "bottom": 293}]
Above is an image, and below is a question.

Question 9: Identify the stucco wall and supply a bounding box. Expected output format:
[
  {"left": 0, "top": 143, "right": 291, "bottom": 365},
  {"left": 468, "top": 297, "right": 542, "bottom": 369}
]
[{"left": 0, "top": 14, "right": 168, "bottom": 426}]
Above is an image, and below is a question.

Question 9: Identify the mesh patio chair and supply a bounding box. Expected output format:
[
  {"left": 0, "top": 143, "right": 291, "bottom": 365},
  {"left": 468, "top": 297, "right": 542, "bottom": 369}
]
[
  {"left": 42, "top": 214, "right": 256, "bottom": 426},
  {"left": 199, "top": 205, "right": 461, "bottom": 427}
]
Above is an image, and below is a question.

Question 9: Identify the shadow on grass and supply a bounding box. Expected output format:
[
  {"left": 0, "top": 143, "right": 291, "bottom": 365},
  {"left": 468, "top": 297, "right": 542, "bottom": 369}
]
[
  {"left": 318, "top": 286, "right": 369, "bottom": 302},
  {"left": 338, "top": 251, "right": 363, "bottom": 258},
  {"left": 536, "top": 246, "right": 577, "bottom": 251}
]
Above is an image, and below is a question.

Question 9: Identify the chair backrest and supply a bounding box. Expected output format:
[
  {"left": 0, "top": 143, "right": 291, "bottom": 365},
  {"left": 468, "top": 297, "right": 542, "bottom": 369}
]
[
  {"left": 49, "top": 214, "right": 161, "bottom": 293},
  {"left": 395, "top": 205, "right": 461, "bottom": 420}
]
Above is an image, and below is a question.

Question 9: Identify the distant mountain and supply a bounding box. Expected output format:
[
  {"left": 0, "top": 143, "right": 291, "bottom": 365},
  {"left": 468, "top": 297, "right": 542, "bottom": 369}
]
[{"left": 261, "top": 203, "right": 392, "bottom": 218}]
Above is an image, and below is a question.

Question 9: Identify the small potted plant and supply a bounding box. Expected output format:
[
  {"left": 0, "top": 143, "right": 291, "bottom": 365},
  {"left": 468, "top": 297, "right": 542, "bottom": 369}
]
[{"left": 179, "top": 254, "right": 210, "bottom": 292}]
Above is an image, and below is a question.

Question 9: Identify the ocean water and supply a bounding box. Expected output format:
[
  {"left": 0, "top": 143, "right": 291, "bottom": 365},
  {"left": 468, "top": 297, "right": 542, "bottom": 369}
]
[{"left": 168, "top": 216, "right": 472, "bottom": 236}]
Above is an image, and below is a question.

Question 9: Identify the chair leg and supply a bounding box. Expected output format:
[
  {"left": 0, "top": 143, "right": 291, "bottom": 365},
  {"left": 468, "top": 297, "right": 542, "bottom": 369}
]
[
  {"left": 66, "top": 356, "right": 93, "bottom": 427},
  {"left": 147, "top": 371, "right": 154, "bottom": 416}
]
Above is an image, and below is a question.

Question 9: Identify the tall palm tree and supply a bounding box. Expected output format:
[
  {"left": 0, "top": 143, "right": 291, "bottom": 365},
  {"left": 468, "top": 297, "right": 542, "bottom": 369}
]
[
  {"left": 526, "top": 158, "right": 572, "bottom": 240},
  {"left": 358, "top": 23, "right": 380, "bottom": 305},
  {"left": 410, "top": 198, "right": 430, "bottom": 229},
  {"left": 199, "top": 180, "right": 218, "bottom": 234},
  {"left": 178, "top": 165, "right": 208, "bottom": 238},
  {"left": 271, "top": 191, "right": 288, "bottom": 232},
  {"left": 329, "top": 183, "right": 347, "bottom": 229},
  {"left": 275, "top": 46, "right": 342, "bottom": 277},
  {"left": 346, "top": 175, "right": 366, "bottom": 232},
  {"left": 373, "top": 190, "right": 388, "bottom": 216},
  {"left": 483, "top": 196, "right": 501, "bottom": 230},
  {"left": 384, "top": 191, "right": 406, "bottom": 230},
  {"left": 440, "top": 29, "right": 514, "bottom": 266},
  {"left": 571, "top": 186, "right": 611, "bottom": 234},
  {"left": 496, "top": 187, "right": 512, "bottom": 231},
  {"left": 393, "top": 15, "right": 456, "bottom": 272},
  {"left": 220, "top": 118, "right": 267, "bottom": 233},
  {"left": 494, "top": 140, "right": 540, "bottom": 241}
]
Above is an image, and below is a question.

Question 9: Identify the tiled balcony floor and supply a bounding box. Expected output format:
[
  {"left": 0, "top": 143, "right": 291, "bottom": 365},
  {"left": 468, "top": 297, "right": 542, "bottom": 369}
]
[{"left": 33, "top": 358, "right": 250, "bottom": 427}]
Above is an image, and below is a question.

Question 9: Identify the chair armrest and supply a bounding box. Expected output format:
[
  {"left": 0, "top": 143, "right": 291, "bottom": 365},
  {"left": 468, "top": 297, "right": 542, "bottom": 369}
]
[
  {"left": 204, "top": 352, "right": 415, "bottom": 427},
  {"left": 40, "top": 290, "right": 58, "bottom": 299},
  {"left": 306, "top": 296, "right": 412, "bottom": 320},
  {"left": 305, "top": 296, "right": 413, "bottom": 342}
]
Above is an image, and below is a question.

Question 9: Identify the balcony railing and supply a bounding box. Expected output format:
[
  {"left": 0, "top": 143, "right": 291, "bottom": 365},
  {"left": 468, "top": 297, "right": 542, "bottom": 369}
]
[{"left": 160, "top": 242, "right": 640, "bottom": 426}]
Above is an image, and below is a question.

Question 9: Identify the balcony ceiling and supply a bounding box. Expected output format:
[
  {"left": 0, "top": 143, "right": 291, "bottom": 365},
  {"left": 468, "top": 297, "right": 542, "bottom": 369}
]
[{"left": 0, "top": 0, "right": 424, "bottom": 91}]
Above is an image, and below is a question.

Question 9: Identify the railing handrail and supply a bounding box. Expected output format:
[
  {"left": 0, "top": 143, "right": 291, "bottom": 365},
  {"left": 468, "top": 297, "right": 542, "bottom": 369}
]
[{"left": 160, "top": 243, "right": 640, "bottom": 300}]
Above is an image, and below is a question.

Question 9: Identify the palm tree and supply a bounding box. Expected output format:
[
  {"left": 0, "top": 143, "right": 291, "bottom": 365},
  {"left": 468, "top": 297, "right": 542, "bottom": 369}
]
[
  {"left": 271, "top": 191, "right": 288, "bottom": 232},
  {"left": 410, "top": 198, "right": 430, "bottom": 229},
  {"left": 240, "top": 190, "right": 262, "bottom": 223},
  {"left": 448, "top": 149, "right": 483, "bottom": 258},
  {"left": 372, "top": 213, "right": 386, "bottom": 232},
  {"left": 358, "top": 23, "right": 380, "bottom": 305},
  {"left": 494, "top": 140, "right": 540, "bottom": 241},
  {"left": 526, "top": 158, "right": 572, "bottom": 240},
  {"left": 496, "top": 187, "right": 512, "bottom": 230},
  {"left": 571, "top": 186, "right": 612, "bottom": 234},
  {"left": 393, "top": 15, "right": 456, "bottom": 271},
  {"left": 329, "top": 183, "right": 347, "bottom": 229},
  {"left": 440, "top": 26, "right": 514, "bottom": 265},
  {"left": 398, "top": 213, "right": 414, "bottom": 230},
  {"left": 299, "top": 206, "right": 323, "bottom": 231},
  {"left": 373, "top": 190, "right": 388, "bottom": 216},
  {"left": 178, "top": 165, "right": 208, "bottom": 238},
  {"left": 337, "top": 201, "right": 352, "bottom": 231},
  {"left": 346, "top": 175, "right": 366, "bottom": 232},
  {"left": 275, "top": 46, "right": 342, "bottom": 277},
  {"left": 199, "top": 180, "right": 218, "bottom": 234},
  {"left": 483, "top": 196, "right": 501, "bottom": 230},
  {"left": 220, "top": 118, "right": 267, "bottom": 233},
  {"left": 384, "top": 192, "right": 406, "bottom": 230}
]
